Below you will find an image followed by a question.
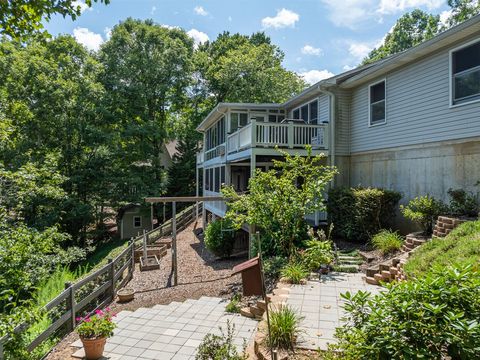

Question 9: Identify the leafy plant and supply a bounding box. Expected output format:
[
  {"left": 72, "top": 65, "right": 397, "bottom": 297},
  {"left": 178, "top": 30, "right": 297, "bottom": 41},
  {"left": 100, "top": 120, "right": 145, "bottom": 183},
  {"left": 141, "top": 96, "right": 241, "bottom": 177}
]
[
  {"left": 196, "top": 321, "right": 247, "bottom": 360},
  {"left": 204, "top": 219, "right": 236, "bottom": 258},
  {"left": 263, "top": 256, "right": 288, "bottom": 281},
  {"left": 447, "top": 188, "right": 479, "bottom": 217},
  {"left": 266, "top": 304, "right": 304, "bottom": 350},
  {"left": 400, "top": 195, "right": 447, "bottom": 235},
  {"left": 371, "top": 230, "right": 403, "bottom": 254},
  {"left": 280, "top": 263, "right": 309, "bottom": 284},
  {"left": 329, "top": 265, "right": 480, "bottom": 359},
  {"left": 302, "top": 238, "right": 333, "bottom": 272},
  {"left": 76, "top": 308, "right": 116, "bottom": 339},
  {"left": 327, "top": 187, "right": 402, "bottom": 242},
  {"left": 225, "top": 294, "right": 242, "bottom": 314},
  {"left": 223, "top": 147, "right": 337, "bottom": 257}
]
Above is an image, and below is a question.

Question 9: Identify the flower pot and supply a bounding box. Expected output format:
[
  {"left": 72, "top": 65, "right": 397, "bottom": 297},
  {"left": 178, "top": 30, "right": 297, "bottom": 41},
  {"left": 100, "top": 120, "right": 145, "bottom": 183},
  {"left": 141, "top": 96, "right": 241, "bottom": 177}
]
[
  {"left": 81, "top": 337, "right": 107, "bottom": 360},
  {"left": 117, "top": 288, "right": 135, "bottom": 303}
]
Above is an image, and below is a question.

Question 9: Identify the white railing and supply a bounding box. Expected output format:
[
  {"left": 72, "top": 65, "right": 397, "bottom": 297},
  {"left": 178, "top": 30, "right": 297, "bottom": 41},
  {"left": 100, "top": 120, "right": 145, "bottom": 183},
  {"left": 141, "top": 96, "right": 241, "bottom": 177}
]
[
  {"left": 227, "top": 120, "right": 328, "bottom": 154},
  {"left": 196, "top": 152, "right": 204, "bottom": 165},
  {"left": 205, "top": 147, "right": 218, "bottom": 161},
  {"left": 204, "top": 190, "right": 227, "bottom": 216}
]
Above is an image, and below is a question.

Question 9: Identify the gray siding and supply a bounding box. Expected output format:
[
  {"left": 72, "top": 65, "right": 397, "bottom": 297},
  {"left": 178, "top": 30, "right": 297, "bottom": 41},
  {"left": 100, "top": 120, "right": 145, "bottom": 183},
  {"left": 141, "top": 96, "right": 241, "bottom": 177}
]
[
  {"left": 350, "top": 34, "right": 480, "bottom": 154},
  {"left": 334, "top": 89, "right": 351, "bottom": 156},
  {"left": 319, "top": 94, "right": 330, "bottom": 123}
]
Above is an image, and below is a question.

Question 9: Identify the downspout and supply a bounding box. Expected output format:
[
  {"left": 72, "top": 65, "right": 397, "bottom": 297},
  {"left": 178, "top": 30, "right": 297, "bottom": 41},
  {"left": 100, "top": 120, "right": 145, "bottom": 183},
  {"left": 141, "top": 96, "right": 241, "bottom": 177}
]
[{"left": 320, "top": 87, "right": 336, "bottom": 187}]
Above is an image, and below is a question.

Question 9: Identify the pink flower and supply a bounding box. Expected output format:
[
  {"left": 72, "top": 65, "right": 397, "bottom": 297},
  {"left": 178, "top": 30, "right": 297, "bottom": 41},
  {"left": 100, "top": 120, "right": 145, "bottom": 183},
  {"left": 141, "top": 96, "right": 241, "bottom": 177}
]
[
  {"left": 85, "top": 318, "right": 91, "bottom": 322},
  {"left": 76, "top": 317, "right": 83, "bottom": 322},
  {"left": 95, "top": 310, "right": 104, "bottom": 316}
]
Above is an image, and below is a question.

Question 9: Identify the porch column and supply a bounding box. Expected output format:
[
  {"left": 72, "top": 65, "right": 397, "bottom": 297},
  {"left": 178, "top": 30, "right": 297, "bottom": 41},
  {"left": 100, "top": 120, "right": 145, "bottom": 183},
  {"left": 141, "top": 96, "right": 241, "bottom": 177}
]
[
  {"left": 250, "top": 150, "right": 256, "bottom": 179},
  {"left": 195, "top": 165, "right": 199, "bottom": 219},
  {"left": 202, "top": 167, "right": 206, "bottom": 226}
]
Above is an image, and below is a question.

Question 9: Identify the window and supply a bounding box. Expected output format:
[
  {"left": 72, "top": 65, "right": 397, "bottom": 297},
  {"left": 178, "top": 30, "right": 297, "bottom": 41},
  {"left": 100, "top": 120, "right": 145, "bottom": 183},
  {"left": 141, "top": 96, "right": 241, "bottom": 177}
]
[
  {"left": 214, "top": 167, "right": 220, "bottom": 192},
  {"left": 133, "top": 216, "right": 141, "bottom": 228},
  {"left": 451, "top": 40, "right": 480, "bottom": 106},
  {"left": 292, "top": 100, "right": 318, "bottom": 123},
  {"left": 293, "top": 108, "right": 300, "bottom": 119},
  {"left": 220, "top": 166, "right": 225, "bottom": 187},
  {"left": 309, "top": 101, "right": 318, "bottom": 124},
  {"left": 230, "top": 113, "right": 248, "bottom": 133},
  {"left": 369, "top": 80, "right": 386, "bottom": 126}
]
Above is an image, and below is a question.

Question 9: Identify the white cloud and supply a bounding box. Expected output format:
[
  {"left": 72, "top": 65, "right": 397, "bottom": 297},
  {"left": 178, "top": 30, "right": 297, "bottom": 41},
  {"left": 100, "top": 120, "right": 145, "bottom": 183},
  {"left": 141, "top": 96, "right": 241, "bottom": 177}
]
[
  {"left": 228, "top": 16, "right": 233, "bottom": 22},
  {"left": 151, "top": 6, "right": 157, "bottom": 15},
  {"left": 343, "top": 64, "right": 356, "bottom": 71},
  {"left": 439, "top": 9, "right": 452, "bottom": 27},
  {"left": 73, "top": 27, "right": 104, "bottom": 51},
  {"left": 301, "top": 45, "right": 323, "bottom": 56},
  {"left": 72, "top": 0, "right": 91, "bottom": 13},
  {"left": 194, "top": 6, "right": 208, "bottom": 16},
  {"left": 104, "top": 27, "right": 112, "bottom": 40},
  {"left": 320, "top": 0, "right": 376, "bottom": 29},
  {"left": 162, "top": 24, "right": 180, "bottom": 30},
  {"left": 187, "top": 29, "right": 209, "bottom": 48},
  {"left": 261, "top": 8, "right": 299, "bottom": 29},
  {"left": 377, "top": 0, "right": 443, "bottom": 14},
  {"left": 298, "top": 69, "right": 334, "bottom": 85},
  {"left": 348, "top": 41, "right": 374, "bottom": 60}
]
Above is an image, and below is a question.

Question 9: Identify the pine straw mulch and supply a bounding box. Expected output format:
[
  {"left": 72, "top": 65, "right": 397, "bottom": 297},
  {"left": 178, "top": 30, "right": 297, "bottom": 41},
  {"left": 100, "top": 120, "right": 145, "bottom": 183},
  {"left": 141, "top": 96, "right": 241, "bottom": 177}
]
[{"left": 45, "top": 220, "right": 246, "bottom": 360}]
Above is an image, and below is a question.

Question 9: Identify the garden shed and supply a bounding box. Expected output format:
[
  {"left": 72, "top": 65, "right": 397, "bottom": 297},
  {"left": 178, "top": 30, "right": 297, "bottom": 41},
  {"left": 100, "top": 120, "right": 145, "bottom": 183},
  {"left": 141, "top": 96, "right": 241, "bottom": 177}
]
[{"left": 117, "top": 203, "right": 152, "bottom": 239}]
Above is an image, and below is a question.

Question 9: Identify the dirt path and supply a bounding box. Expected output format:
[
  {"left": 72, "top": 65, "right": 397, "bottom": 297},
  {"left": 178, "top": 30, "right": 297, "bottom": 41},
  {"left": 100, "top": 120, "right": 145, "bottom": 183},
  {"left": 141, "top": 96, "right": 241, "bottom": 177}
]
[{"left": 46, "top": 220, "right": 246, "bottom": 360}]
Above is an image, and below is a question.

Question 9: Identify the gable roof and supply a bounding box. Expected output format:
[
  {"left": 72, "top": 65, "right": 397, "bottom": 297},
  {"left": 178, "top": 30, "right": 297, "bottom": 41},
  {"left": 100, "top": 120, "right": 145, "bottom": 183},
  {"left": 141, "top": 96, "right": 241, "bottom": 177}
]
[{"left": 164, "top": 141, "right": 179, "bottom": 159}]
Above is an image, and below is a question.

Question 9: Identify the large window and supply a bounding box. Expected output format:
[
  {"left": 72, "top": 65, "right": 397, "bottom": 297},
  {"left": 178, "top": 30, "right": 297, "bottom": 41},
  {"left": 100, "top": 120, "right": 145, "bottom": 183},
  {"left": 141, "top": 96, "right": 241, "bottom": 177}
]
[
  {"left": 292, "top": 100, "right": 318, "bottom": 124},
  {"left": 205, "top": 166, "right": 226, "bottom": 193},
  {"left": 205, "top": 116, "right": 225, "bottom": 150},
  {"left": 369, "top": 80, "right": 386, "bottom": 126},
  {"left": 451, "top": 40, "right": 480, "bottom": 106},
  {"left": 230, "top": 112, "right": 248, "bottom": 133}
]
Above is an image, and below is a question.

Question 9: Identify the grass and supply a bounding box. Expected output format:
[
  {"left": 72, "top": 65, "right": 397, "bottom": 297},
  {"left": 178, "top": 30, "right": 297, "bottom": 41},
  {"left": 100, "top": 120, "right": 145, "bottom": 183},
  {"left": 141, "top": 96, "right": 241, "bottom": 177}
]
[
  {"left": 404, "top": 220, "right": 480, "bottom": 277},
  {"left": 82, "top": 237, "right": 130, "bottom": 272},
  {"left": 371, "top": 230, "right": 403, "bottom": 254},
  {"left": 280, "top": 263, "right": 309, "bottom": 284},
  {"left": 225, "top": 294, "right": 242, "bottom": 314},
  {"left": 267, "top": 305, "right": 303, "bottom": 350}
]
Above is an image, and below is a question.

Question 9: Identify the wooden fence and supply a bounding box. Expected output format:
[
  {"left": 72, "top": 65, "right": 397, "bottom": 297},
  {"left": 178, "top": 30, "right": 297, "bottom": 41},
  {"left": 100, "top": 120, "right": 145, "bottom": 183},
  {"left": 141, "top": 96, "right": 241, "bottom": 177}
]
[{"left": 0, "top": 202, "right": 202, "bottom": 359}]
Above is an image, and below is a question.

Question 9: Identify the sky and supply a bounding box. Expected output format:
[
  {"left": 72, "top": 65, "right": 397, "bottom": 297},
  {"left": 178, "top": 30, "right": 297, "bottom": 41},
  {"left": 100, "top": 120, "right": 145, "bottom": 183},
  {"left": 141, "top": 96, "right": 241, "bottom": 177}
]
[{"left": 45, "top": 0, "right": 452, "bottom": 84}]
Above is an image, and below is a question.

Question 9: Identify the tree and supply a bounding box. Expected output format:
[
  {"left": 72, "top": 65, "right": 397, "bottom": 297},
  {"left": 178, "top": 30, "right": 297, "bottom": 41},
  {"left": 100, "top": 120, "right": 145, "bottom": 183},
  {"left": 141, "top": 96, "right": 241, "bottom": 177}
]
[
  {"left": 0, "top": 0, "right": 109, "bottom": 41},
  {"left": 445, "top": 0, "right": 480, "bottom": 27},
  {"left": 222, "top": 147, "right": 337, "bottom": 257},
  {"left": 100, "top": 18, "right": 194, "bottom": 205},
  {"left": 196, "top": 32, "right": 306, "bottom": 104}
]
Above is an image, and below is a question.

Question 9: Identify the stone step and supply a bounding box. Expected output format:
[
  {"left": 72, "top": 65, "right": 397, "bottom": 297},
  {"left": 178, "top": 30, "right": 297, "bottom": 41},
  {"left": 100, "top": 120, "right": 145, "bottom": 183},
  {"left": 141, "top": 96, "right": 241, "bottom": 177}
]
[
  {"left": 381, "top": 270, "right": 392, "bottom": 280},
  {"left": 240, "top": 307, "right": 255, "bottom": 318},
  {"left": 257, "top": 300, "right": 267, "bottom": 311},
  {"left": 379, "top": 263, "right": 391, "bottom": 271},
  {"left": 249, "top": 305, "right": 264, "bottom": 317},
  {"left": 273, "top": 288, "right": 290, "bottom": 296},
  {"left": 366, "top": 267, "right": 379, "bottom": 277},
  {"left": 412, "top": 238, "right": 426, "bottom": 246},
  {"left": 389, "top": 267, "right": 399, "bottom": 275},
  {"left": 365, "top": 276, "right": 379, "bottom": 286}
]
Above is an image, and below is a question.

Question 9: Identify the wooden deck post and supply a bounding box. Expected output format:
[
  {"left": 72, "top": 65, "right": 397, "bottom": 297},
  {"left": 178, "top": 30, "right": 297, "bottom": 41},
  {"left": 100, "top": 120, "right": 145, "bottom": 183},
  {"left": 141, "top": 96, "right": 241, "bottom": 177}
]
[
  {"left": 65, "top": 282, "right": 75, "bottom": 332},
  {"left": 142, "top": 230, "right": 147, "bottom": 263},
  {"left": 108, "top": 258, "right": 115, "bottom": 300},
  {"left": 130, "top": 239, "right": 135, "bottom": 279},
  {"left": 172, "top": 201, "right": 178, "bottom": 286}
]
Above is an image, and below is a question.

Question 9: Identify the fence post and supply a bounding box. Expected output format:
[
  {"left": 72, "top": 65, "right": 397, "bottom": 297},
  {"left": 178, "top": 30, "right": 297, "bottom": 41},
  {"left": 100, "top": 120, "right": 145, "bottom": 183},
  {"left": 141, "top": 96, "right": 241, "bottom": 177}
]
[
  {"left": 65, "top": 282, "right": 75, "bottom": 332},
  {"left": 130, "top": 239, "right": 135, "bottom": 279},
  {"left": 108, "top": 258, "right": 115, "bottom": 301}
]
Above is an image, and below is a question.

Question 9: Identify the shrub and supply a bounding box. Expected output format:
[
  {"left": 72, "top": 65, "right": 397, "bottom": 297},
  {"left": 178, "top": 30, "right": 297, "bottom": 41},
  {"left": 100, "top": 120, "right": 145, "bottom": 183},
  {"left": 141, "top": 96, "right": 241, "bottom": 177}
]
[
  {"left": 327, "top": 187, "right": 402, "bottom": 242},
  {"left": 204, "top": 219, "right": 236, "bottom": 258},
  {"left": 371, "top": 230, "right": 403, "bottom": 254},
  {"left": 400, "top": 195, "right": 447, "bottom": 235},
  {"left": 404, "top": 220, "right": 480, "bottom": 278},
  {"left": 280, "top": 263, "right": 309, "bottom": 284},
  {"left": 329, "top": 265, "right": 480, "bottom": 359},
  {"left": 263, "top": 256, "right": 288, "bottom": 281},
  {"left": 225, "top": 294, "right": 241, "bottom": 314},
  {"left": 196, "top": 321, "right": 247, "bottom": 360},
  {"left": 266, "top": 304, "right": 303, "bottom": 350},
  {"left": 302, "top": 238, "right": 333, "bottom": 271},
  {"left": 448, "top": 188, "right": 479, "bottom": 217}
]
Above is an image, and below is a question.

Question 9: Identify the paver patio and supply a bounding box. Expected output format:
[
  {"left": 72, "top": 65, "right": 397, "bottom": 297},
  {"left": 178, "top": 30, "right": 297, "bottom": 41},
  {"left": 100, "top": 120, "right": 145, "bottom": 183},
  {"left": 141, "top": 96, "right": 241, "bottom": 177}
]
[
  {"left": 71, "top": 296, "right": 258, "bottom": 360},
  {"left": 284, "top": 272, "right": 381, "bottom": 350}
]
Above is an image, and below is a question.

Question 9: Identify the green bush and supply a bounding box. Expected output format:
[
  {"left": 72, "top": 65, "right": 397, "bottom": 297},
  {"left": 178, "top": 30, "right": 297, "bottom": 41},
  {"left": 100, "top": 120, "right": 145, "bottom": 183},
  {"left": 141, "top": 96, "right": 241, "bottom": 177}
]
[
  {"left": 329, "top": 265, "right": 480, "bottom": 359},
  {"left": 301, "top": 239, "right": 333, "bottom": 271},
  {"left": 404, "top": 220, "right": 480, "bottom": 278},
  {"left": 196, "top": 321, "right": 247, "bottom": 360},
  {"left": 371, "top": 230, "right": 403, "bottom": 254},
  {"left": 267, "top": 305, "right": 303, "bottom": 350},
  {"left": 225, "top": 294, "right": 241, "bottom": 314},
  {"left": 400, "top": 195, "right": 447, "bottom": 235},
  {"left": 448, "top": 188, "right": 479, "bottom": 217},
  {"left": 327, "top": 187, "right": 402, "bottom": 242},
  {"left": 204, "top": 219, "right": 236, "bottom": 258},
  {"left": 263, "top": 256, "right": 288, "bottom": 281},
  {"left": 280, "top": 262, "right": 308, "bottom": 284}
]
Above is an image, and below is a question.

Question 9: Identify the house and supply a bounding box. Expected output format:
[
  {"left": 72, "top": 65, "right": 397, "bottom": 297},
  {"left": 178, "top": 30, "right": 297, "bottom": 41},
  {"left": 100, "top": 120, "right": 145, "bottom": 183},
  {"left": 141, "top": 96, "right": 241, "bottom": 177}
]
[
  {"left": 196, "top": 14, "right": 480, "bottom": 232},
  {"left": 160, "top": 141, "right": 179, "bottom": 169},
  {"left": 117, "top": 203, "right": 153, "bottom": 239}
]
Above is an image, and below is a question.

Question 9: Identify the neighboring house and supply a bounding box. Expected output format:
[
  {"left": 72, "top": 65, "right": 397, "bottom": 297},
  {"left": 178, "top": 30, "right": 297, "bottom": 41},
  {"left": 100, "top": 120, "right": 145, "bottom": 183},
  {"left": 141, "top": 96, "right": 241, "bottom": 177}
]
[
  {"left": 160, "top": 141, "right": 179, "bottom": 169},
  {"left": 117, "top": 204, "right": 152, "bottom": 239},
  {"left": 196, "top": 15, "right": 480, "bottom": 231}
]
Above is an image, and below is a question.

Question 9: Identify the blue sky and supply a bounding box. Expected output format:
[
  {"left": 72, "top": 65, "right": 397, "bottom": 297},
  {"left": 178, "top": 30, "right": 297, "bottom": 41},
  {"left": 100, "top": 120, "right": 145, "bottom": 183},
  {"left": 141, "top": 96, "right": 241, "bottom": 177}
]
[{"left": 45, "top": 0, "right": 451, "bottom": 84}]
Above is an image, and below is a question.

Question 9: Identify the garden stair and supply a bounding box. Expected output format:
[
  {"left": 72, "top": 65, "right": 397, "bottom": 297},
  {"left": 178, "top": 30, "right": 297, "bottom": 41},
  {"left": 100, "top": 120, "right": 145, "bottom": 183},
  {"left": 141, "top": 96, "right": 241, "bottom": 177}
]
[{"left": 334, "top": 251, "right": 363, "bottom": 273}]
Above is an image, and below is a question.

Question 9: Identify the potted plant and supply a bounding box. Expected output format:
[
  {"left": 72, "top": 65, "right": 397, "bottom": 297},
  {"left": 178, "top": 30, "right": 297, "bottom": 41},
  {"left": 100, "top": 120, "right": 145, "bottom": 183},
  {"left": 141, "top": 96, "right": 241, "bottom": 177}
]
[{"left": 76, "top": 308, "right": 116, "bottom": 360}]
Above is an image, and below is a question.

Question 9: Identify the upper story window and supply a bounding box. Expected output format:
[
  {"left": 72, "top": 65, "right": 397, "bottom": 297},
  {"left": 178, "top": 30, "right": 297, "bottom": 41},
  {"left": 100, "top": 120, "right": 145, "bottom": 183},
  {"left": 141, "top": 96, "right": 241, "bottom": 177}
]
[
  {"left": 206, "top": 116, "right": 225, "bottom": 150},
  {"left": 369, "top": 80, "right": 386, "bottom": 126},
  {"left": 292, "top": 100, "right": 318, "bottom": 124},
  {"left": 230, "top": 112, "right": 248, "bottom": 133},
  {"left": 451, "top": 40, "right": 480, "bottom": 106}
]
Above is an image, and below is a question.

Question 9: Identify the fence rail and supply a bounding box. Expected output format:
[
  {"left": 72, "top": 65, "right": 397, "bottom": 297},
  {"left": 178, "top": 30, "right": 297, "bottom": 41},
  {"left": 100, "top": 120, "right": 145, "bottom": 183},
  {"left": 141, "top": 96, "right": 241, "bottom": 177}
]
[{"left": 0, "top": 202, "right": 202, "bottom": 359}]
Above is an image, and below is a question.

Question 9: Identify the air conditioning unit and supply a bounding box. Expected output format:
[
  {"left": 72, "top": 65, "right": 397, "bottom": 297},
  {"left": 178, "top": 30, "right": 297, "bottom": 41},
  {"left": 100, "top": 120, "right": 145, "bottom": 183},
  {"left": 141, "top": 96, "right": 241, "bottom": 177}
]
[{"left": 217, "top": 144, "right": 226, "bottom": 156}]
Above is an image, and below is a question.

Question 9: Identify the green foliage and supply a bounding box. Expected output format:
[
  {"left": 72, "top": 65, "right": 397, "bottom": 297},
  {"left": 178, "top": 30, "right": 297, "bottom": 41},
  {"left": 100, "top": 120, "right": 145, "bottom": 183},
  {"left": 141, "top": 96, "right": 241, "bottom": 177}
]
[
  {"left": 301, "top": 235, "right": 334, "bottom": 272},
  {"left": 327, "top": 187, "right": 402, "bottom": 242},
  {"left": 280, "top": 263, "right": 309, "bottom": 284},
  {"left": 76, "top": 308, "right": 116, "bottom": 339},
  {"left": 404, "top": 220, "right": 480, "bottom": 278},
  {"left": 371, "top": 230, "right": 404, "bottom": 254},
  {"left": 196, "top": 321, "right": 247, "bottom": 360},
  {"left": 204, "top": 219, "right": 236, "bottom": 258},
  {"left": 330, "top": 265, "right": 480, "bottom": 359},
  {"left": 225, "top": 294, "right": 242, "bottom": 314},
  {"left": 445, "top": 0, "right": 480, "bottom": 28},
  {"left": 0, "top": 0, "right": 110, "bottom": 41},
  {"left": 263, "top": 256, "right": 288, "bottom": 282},
  {"left": 400, "top": 195, "right": 447, "bottom": 235},
  {"left": 266, "top": 305, "right": 303, "bottom": 350},
  {"left": 223, "top": 148, "right": 337, "bottom": 257},
  {"left": 447, "top": 188, "right": 479, "bottom": 217}
]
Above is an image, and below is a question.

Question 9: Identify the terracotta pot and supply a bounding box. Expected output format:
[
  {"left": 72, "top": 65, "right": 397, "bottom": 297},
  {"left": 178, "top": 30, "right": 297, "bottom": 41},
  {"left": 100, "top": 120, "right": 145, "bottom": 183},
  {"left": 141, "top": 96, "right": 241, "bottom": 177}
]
[{"left": 81, "top": 337, "right": 107, "bottom": 360}]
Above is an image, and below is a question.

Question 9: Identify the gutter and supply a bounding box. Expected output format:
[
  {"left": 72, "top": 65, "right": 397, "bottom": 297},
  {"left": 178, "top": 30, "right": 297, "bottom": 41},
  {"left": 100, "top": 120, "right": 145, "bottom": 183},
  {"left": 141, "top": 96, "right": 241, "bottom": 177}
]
[{"left": 318, "top": 86, "right": 336, "bottom": 187}]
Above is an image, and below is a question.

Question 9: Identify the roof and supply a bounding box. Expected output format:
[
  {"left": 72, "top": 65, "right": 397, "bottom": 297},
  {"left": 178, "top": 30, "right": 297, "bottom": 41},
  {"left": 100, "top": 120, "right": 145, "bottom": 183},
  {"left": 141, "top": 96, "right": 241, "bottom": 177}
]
[
  {"left": 164, "top": 140, "right": 179, "bottom": 159},
  {"left": 117, "top": 203, "right": 142, "bottom": 219}
]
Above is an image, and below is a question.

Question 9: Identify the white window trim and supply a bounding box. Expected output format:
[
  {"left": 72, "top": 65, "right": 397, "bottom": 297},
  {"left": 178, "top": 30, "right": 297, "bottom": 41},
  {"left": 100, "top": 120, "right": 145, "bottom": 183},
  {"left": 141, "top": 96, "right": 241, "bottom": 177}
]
[
  {"left": 449, "top": 38, "right": 480, "bottom": 109},
  {"left": 133, "top": 216, "right": 142, "bottom": 228},
  {"left": 368, "top": 78, "right": 387, "bottom": 127},
  {"left": 292, "top": 99, "right": 319, "bottom": 124}
]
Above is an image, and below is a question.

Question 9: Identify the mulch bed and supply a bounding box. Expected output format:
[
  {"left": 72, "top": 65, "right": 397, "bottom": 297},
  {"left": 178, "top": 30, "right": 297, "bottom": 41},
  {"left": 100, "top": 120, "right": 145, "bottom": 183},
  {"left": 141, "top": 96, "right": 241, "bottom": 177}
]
[{"left": 45, "top": 220, "right": 246, "bottom": 360}]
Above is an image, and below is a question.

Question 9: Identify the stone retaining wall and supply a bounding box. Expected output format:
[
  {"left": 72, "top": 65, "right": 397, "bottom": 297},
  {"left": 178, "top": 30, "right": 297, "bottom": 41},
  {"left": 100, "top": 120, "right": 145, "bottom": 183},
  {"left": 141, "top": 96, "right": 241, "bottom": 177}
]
[{"left": 433, "top": 216, "right": 468, "bottom": 237}]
